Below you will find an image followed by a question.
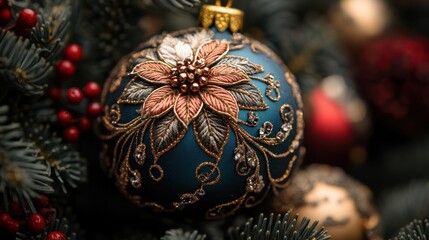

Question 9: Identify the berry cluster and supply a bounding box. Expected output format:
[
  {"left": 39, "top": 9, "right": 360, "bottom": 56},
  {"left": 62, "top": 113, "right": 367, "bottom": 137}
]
[
  {"left": 0, "top": 3, "right": 38, "bottom": 36},
  {"left": 48, "top": 43, "right": 102, "bottom": 142},
  {"left": 0, "top": 195, "right": 64, "bottom": 239}
]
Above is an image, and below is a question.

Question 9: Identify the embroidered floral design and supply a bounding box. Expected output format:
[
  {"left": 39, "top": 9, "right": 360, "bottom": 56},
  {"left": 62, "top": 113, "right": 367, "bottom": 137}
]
[
  {"left": 119, "top": 30, "right": 267, "bottom": 159},
  {"left": 102, "top": 28, "right": 304, "bottom": 219}
]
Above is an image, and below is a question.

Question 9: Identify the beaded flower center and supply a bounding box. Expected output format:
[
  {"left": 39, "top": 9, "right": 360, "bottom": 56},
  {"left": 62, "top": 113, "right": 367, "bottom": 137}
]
[{"left": 170, "top": 57, "right": 210, "bottom": 93}]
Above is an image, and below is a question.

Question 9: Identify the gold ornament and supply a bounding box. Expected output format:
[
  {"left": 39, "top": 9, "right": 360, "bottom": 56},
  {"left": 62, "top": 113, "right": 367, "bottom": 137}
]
[{"left": 200, "top": 0, "right": 244, "bottom": 33}]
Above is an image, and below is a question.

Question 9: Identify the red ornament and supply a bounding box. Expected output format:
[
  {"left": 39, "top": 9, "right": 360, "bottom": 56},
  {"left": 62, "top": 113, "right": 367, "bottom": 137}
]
[
  {"left": 57, "top": 110, "right": 73, "bottom": 126},
  {"left": 64, "top": 44, "right": 83, "bottom": 62},
  {"left": 0, "top": 7, "right": 12, "bottom": 25},
  {"left": 83, "top": 82, "right": 101, "bottom": 99},
  {"left": 48, "top": 87, "right": 62, "bottom": 101},
  {"left": 304, "top": 88, "right": 354, "bottom": 165},
  {"left": 35, "top": 195, "right": 50, "bottom": 208},
  {"left": 27, "top": 213, "right": 46, "bottom": 233},
  {"left": 16, "top": 9, "right": 38, "bottom": 29},
  {"left": 87, "top": 102, "right": 102, "bottom": 118},
  {"left": 56, "top": 60, "right": 75, "bottom": 79},
  {"left": 355, "top": 34, "right": 429, "bottom": 135},
  {"left": 8, "top": 202, "right": 23, "bottom": 217},
  {"left": 64, "top": 126, "right": 80, "bottom": 142},
  {"left": 47, "top": 231, "right": 66, "bottom": 240},
  {"left": 78, "top": 117, "right": 92, "bottom": 131},
  {"left": 67, "top": 87, "right": 83, "bottom": 105}
]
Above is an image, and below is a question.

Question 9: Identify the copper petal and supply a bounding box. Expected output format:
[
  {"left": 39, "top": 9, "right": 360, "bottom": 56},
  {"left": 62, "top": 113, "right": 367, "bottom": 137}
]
[
  {"left": 174, "top": 94, "right": 204, "bottom": 127},
  {"left": 199, "top": 86, "right": 239, "bottom": 118},
  {"left": 196, "top": 40, "right": 229, "bottom": 66},
  {"left": 141, "top": 86, "right": 177, "bottom": 118},
  {"left": 131, "top": 61, "right": 171, "bottom": 85},
  {"left": 209, "top": 65, "right": 249, "bottom": 86}
]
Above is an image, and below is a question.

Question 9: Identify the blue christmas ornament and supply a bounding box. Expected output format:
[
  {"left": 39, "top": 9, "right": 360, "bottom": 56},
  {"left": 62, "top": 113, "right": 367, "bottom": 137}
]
[{"left": 100, "top": 1, "right": 304, "bottom": 219}]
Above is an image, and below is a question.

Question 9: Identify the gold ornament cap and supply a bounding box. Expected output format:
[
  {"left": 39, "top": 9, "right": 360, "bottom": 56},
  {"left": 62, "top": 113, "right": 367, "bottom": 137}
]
[{"left": 200, "top": 0, "right": 244, "bottom": 33}]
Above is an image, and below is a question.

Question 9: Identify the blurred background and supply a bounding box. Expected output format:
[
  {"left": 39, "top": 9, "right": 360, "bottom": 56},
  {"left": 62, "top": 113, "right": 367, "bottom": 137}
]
[{"left": 2, "top": 0, "right": 429, "bottom": 239}]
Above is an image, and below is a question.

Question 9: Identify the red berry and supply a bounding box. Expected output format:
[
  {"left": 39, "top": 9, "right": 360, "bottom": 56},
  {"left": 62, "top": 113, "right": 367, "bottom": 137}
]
[
  {"left": 37, "top": 208, "right": 54, "bottom": 223},
  {"left": 0, "top": 7, "right": 12, "bottom": 25},
  {"left": 64, "top": 126, "right": 80, "bottom": 142},
  {"left": 67, "top": 87, "right": 83, "bottom": 105},
  {"left": 27, "top": 213, "right": 45, "bottom": 233},
  {"left": 48, "top": 87, "right": 62, "bottom": 101},
  {"left": 83, "top": 82, "right": 101, "bottom": 99},
  {"left": 56, "top": 60, "right": 75, "bottom": 79},
  {"left": 35, "top": 195, "right": 50, "bottom": 208},
  {"left": 78, "top": 117, "right": 92, "bottom": 131},
  {"left": 57, "top": 110, "right": 73, "bottom": 126},
  {"left": 8, "top": 202, "right": 23, "bottom": 217},
  {"left": 16, "top": 9, "right": 38, "bottom": 29},
  {"left": 47, "top": 231, "right": 66, "bottom": 240},
  {"left": 4, "top": 219, "right": 20, "bottom": 234},
  {"left": 0, "top": 0, "right": 6, "bottom": 8},
  {"left": 0, "top": 213, "right": 12, "bottom": 227},
  {"left": 64, "top": 44, "right": 83, "bottom": 62},
  {"left": 87, "top": 102, "right": 102, "bottom": 118}
]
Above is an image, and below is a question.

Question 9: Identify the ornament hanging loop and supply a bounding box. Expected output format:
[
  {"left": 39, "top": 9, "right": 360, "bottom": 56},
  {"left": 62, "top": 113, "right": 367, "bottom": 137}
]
[
  {"left": 200, "top": 0, "right": 243, "bottom": 33},
  {"left": 215, "top": 0, "right": 233, "bottom": 8}
]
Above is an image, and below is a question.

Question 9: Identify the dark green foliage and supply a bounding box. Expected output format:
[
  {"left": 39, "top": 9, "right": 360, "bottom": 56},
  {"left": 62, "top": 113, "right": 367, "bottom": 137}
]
[
  {"left": 0, "top": 31, "right": 52, "bottom": 96},
  {"left": 228, "top": 211, "right": 330, "bottom": 240},
  {"left": 29, "top": 0, "right": 73, "bottom": 60},
  {"left": 161, "top": 229, "right": 207, "bottom": 240},
  {"left": 392, "top": 219, "right": 429, "bottom": 240}
]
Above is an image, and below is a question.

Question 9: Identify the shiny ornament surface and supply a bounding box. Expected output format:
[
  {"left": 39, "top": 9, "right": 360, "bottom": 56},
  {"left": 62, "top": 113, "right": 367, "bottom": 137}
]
[{"left": 101, "top": 28, "right": 303, "bottom": 219}]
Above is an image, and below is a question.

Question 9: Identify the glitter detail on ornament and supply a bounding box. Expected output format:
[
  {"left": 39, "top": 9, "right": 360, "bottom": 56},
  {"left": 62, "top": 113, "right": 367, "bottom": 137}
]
[
  {"left": 259, "top": 122, "right": 273, "bottom": 138},
  {"left": 134, "top": 144, "right": 146, "bottom": 165},
  {"left": 247, "top": 111, "right": 259, "bottom": 126}
]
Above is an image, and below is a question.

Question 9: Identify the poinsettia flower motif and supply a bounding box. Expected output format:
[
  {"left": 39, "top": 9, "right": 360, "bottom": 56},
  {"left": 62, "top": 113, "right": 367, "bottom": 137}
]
[{"left": 123, "top": 30, "right": 267, "bottom": 127}]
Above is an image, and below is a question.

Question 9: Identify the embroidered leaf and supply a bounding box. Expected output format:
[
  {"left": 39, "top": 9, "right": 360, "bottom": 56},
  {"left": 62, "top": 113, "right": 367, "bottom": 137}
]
[
  {"left": 193, "top": 110, "right": 229, "bottom": 159},
  {"left": 159, "top": 35, "right": 193, "bottom": 66},
  {"left": 118, "top": 79, "right": 156, "bottom": 104},
  {"left": 150, "top": 112, "right": 187, "bottom": 158},
  {"left": 184, "top": 29, "right": 214, "bottom": 52},
  {"left": 174, "top": 94, "right": 204, "bottom": 127},
  {"left": 196, "top": 40, "right": 229, "bottom": 66},
  {"left": 141, "top": 86, "right": 177, "bottom": 118},
  {"left": 132, "top": 61, "right": 171, "bottom": 84},
  {"left": 209, "top": 65, "right": 249, "bottom": 86},
  {"left": 199, "top": 86, "right": 239, "bottom": 118},
  {"left": 129, "top": 48, "right": 160, "bottom": 69},
  {"left": 226, "top": 83, "right": 268, "bottom": 110},
  {"left": 217, "top": 56, "right": 264, "bottom": 74}
]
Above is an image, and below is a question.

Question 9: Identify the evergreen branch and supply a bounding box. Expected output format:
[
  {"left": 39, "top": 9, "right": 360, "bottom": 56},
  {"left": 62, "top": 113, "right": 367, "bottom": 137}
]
[
  {"left": 21, "top": 121, "right": 87, "bottom": 194},
  {"left": 0, "top": 105, "right": 54, "bottom": 213},
  {"left": 29, "top": 1, "right": 72, "bottom": 61},
  {"left": 228, "top": 211, "right": 330, "bottom": 240},
  {"left": 161, "top": 229, "right": 206, "bottom": 240},
  {"left": 0, "top": 31, "right": 52, "bottom": 96},
  {"left": 392, "top": 219, "right": 429, "bottom": 240}
]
